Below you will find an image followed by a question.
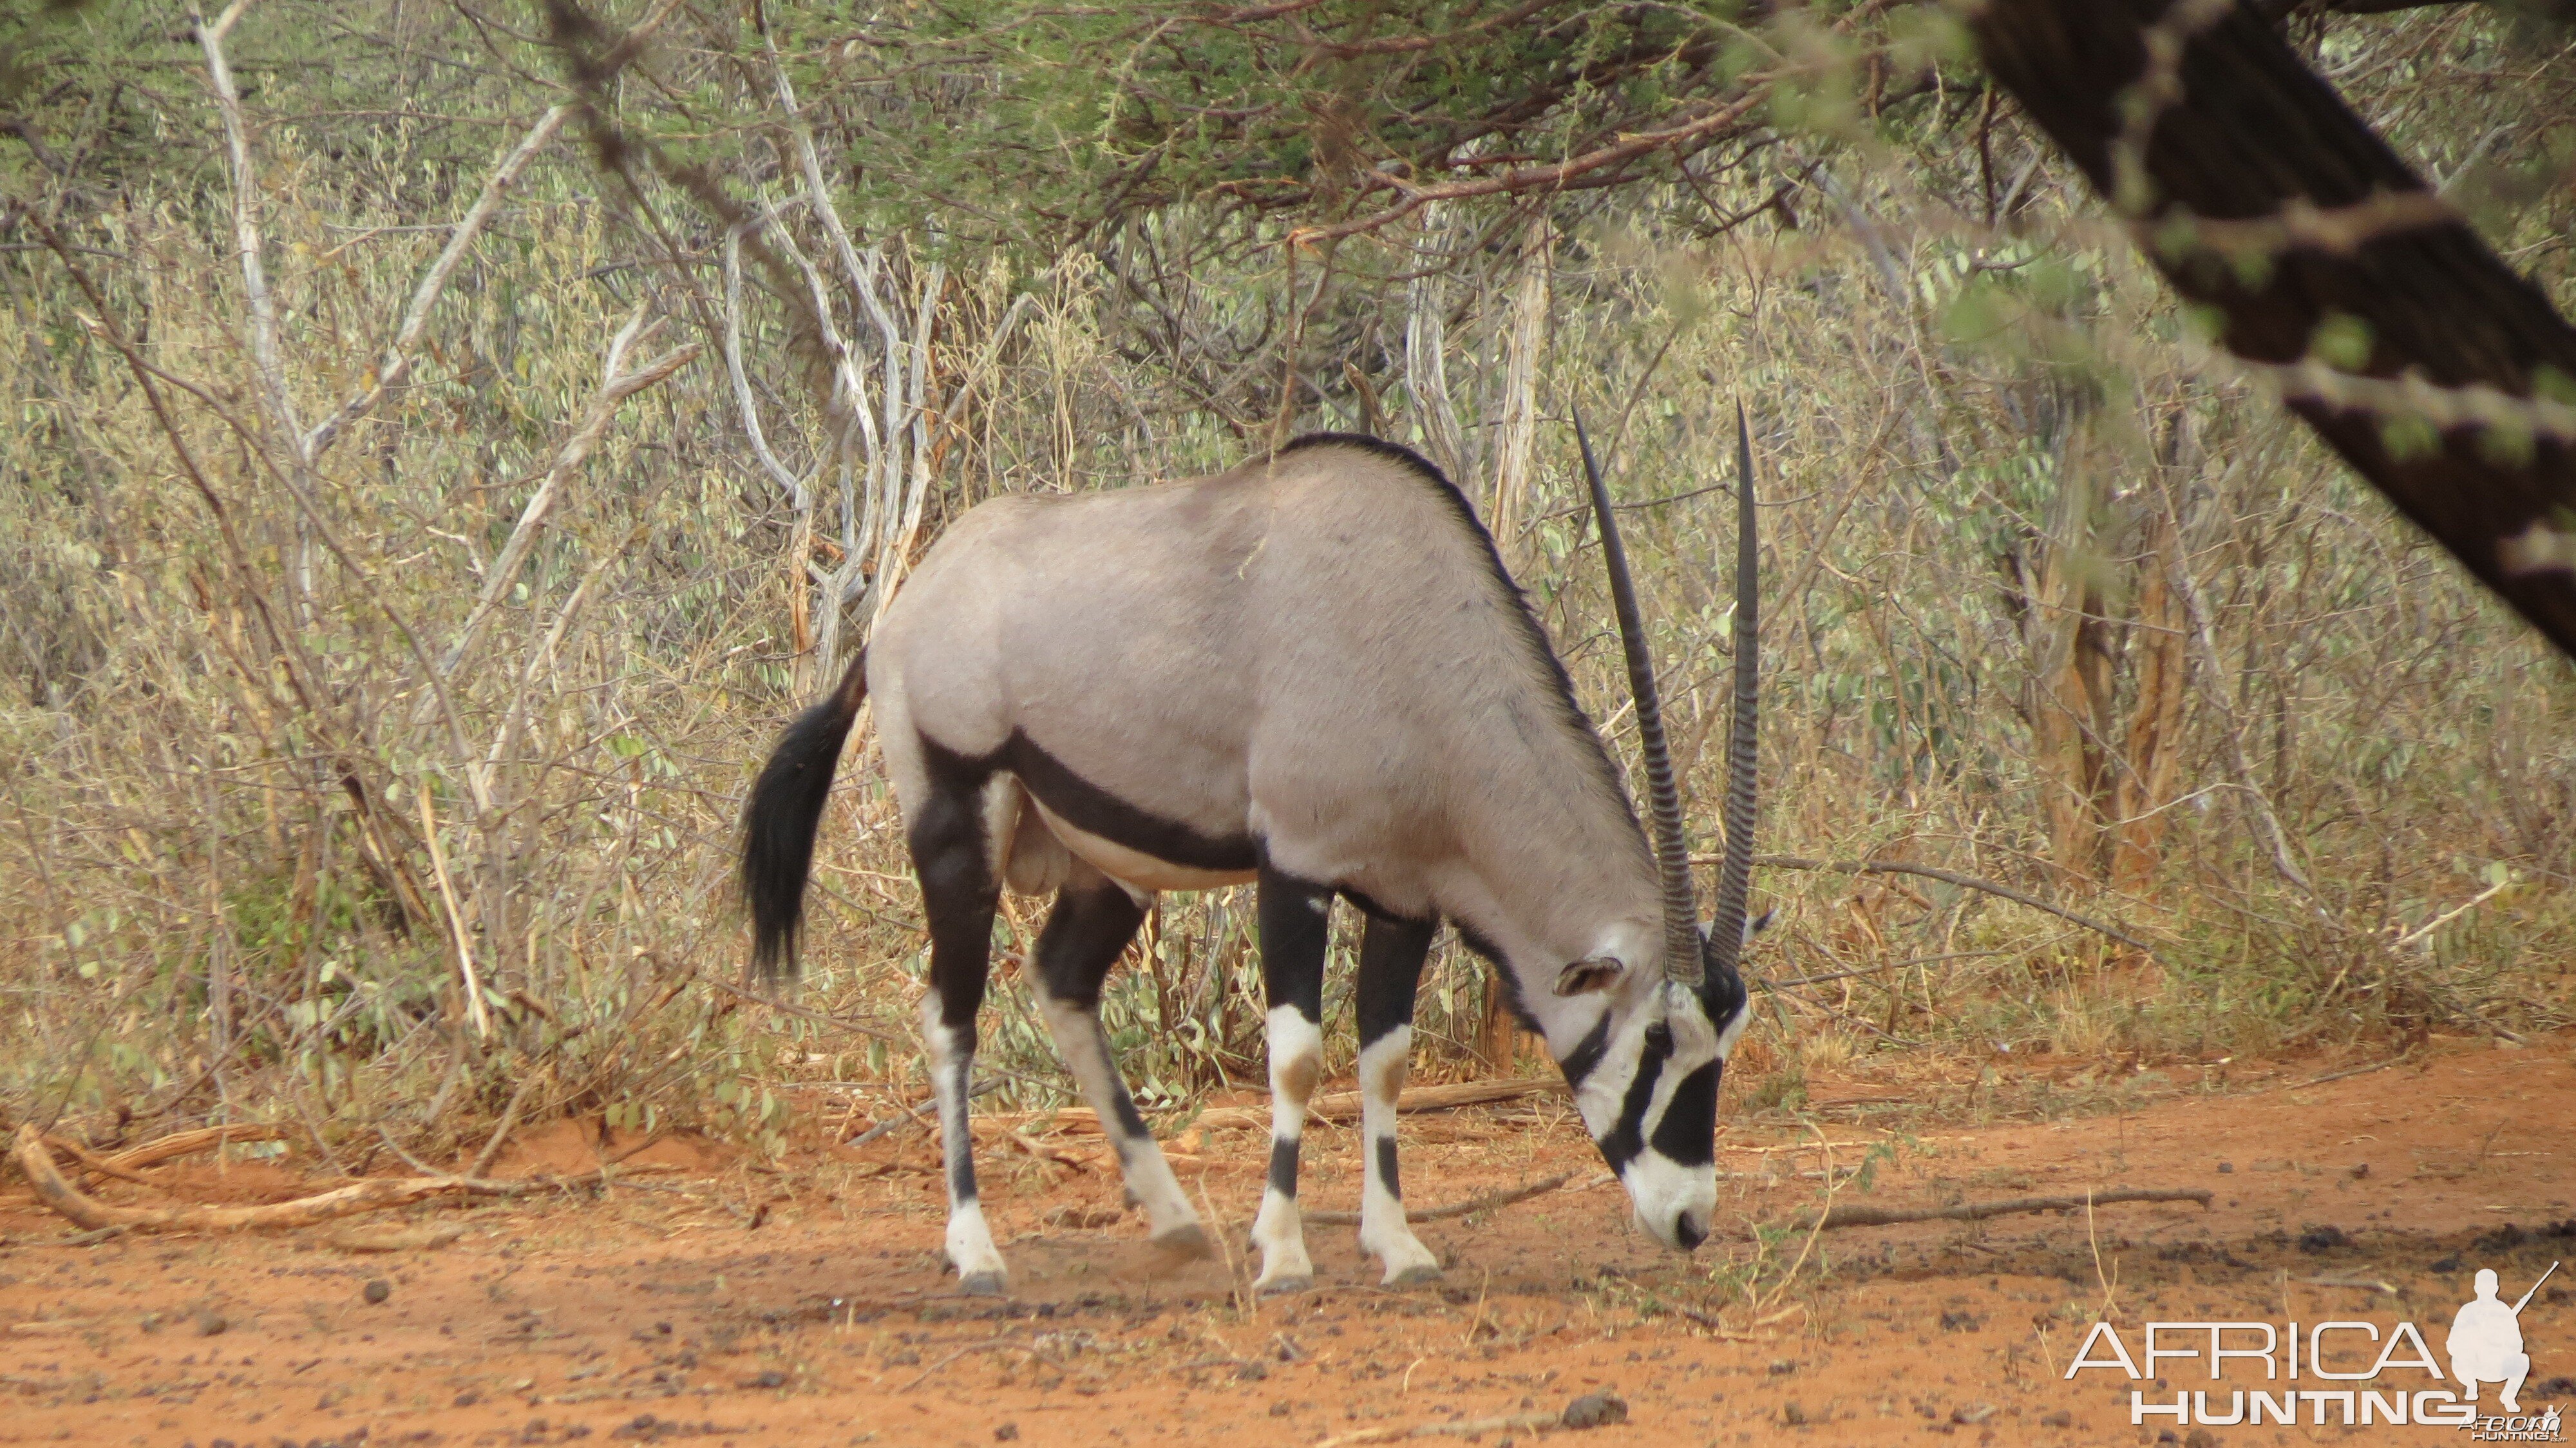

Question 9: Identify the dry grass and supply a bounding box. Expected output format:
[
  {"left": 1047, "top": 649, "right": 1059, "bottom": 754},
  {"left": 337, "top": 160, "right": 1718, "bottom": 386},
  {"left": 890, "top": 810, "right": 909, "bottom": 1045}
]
[{"left": 1, "top": 1, "right": 2571, "bottom": 1166}]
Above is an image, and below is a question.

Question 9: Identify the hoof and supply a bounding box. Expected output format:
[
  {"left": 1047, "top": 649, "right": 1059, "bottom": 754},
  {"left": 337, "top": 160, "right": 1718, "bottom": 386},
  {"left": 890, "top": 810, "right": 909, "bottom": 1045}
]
[
  {"left": 1255, "top": 1274, "right": 1316, "bottom": 1297},
  {"left": 1384, "top": 1263, "right": 1443, "bottom": 1288},
  {"left": 1151, "top": 1223, "right": 1217, "bottom": 1261},
  {"left": 958, "top": 1271, "right": 1007, "bottom": 1297}
]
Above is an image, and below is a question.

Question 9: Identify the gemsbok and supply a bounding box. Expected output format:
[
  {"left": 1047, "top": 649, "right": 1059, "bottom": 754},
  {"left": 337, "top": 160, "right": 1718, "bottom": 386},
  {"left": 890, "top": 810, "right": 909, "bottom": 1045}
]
[{"left": 741, "top": 417, "right": 1761, "bottom": 1295}]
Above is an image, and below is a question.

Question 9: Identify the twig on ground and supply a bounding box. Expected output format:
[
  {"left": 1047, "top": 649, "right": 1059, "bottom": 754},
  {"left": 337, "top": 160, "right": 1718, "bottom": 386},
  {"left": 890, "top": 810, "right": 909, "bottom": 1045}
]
[
  {"left": 469, "top": 1068, "right": 544, "bottom": 1179},
  {"left": 897, "top": 1337, "right": 1014, "bottom": 1393},
  {"left": 846, "top": 1078, "right": 1003, "bottom": 1146},
  {"left": 1312, "top": 1411, "right": 1563, "bottom": 1446},
  {"left": 2293, "top": 1058, "right": 2404, "bottom": 1090},
  {"left": 1306, "top": 1173, "right": 1573, "bottom": 1227},
  {"left": 12, "top": 1125, "right": 528, "bottom": 1234},
  {"left": 1785, "top": 1186, "right": 2211, "bottom": 1232},
  {"left": 1009, "top": 1080, "right": 1560, "bottom": 1138}
]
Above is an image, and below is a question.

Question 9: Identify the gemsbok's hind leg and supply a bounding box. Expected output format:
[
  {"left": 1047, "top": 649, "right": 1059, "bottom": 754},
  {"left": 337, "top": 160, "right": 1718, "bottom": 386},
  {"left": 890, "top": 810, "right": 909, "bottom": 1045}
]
[
  {"left": 910, "top": 765, "right": 1007, "bottom": 1294},
  {"left": 1354, "top": 911, "right": 1442, "bottom": 1286},
  {"left": 1249, "top": 869, "right": 1332, "bottom": 1294},
  {"left": 1030, "top": 861, "right": 1210, "bottom": 1259}
]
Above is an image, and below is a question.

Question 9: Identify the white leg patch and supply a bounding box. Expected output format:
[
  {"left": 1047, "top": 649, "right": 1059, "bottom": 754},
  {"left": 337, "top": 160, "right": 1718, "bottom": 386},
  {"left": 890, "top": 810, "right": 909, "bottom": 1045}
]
[
  {"left": 1355, "top": 1027, "right": 1441, "bottom": 1286},
  {"left": 1251, "top": 1004, "right": 1322, "bottom": 1293},
  {"left": 1036, "top": 992, "right": 1205, "bottom": 1251},
  {"left": 921, "top": 998, "right": 1007, "bottom": 1293}
]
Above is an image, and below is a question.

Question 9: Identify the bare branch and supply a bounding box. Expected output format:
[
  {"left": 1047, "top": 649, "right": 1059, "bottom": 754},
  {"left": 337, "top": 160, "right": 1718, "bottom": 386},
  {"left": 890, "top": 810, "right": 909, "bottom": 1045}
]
[
  {"left": 191, "top": 0, "right": 300, "bottom": 451},
  {"left": 1720, "top": 853, "right": 2163, "bottom": 958},
  {"left": 438, "top": 326, "right": 702, "bottom": 680},
  {"left": 303, "top": 105, "right": 573, "bottom": 461}
]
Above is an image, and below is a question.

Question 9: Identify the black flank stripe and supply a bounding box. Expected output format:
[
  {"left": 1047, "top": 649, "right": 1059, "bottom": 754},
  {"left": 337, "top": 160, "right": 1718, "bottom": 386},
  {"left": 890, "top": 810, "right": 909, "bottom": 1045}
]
[{"left": 1001, "top": 730, "right": 1257, "bottom": 873}]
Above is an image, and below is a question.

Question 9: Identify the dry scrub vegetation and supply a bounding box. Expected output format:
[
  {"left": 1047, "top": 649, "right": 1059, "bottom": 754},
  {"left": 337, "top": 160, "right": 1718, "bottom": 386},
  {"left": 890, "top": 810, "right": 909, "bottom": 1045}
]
[{"left": 0, "top": 0, "right": 2570, "bottom": 1168}]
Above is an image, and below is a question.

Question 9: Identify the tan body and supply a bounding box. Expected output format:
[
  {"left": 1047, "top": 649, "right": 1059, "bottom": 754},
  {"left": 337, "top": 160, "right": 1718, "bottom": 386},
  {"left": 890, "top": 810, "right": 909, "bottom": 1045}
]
[{"left": 870, "top": 439, "right": 1663, "bottom": 980}]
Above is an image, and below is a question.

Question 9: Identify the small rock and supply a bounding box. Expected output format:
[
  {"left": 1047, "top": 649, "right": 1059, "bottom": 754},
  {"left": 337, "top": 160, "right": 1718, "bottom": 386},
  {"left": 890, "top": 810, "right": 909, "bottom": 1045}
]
[
  {"left": 994, "top": 1426, "right": 1019, "bottom": 1442},
  {"left": 1939, "top": 1310, "right": 1980, "bottom": 1332},
  {"left": 1561, "top": 1393, "right": 1628, "bottom": 1430},
  {"left": 1953, "top": 1402, "right": 1996, "bottom": 1425},
  {"left": 2185, "top": 1431, "right": 2218, "bottom": 1448},
  {"left": 2041, "top": 1409, "right": 2072, "bottom": 1427},
  {"left": 2349, "top": 1163, "right": 2369, "bottom": 1180},
  {"left": 2215, "top": 1162, "right": 2233, "bottom": 1175},
  {"left": 738, "top": 1369, "right": 787, "bottom": 1389},
  {"left": 453, "top": 1391, "right": 480, "bottom": 1407},
  {"left": 1780, "top": 1401, "right": 1808, "bottom": 1426},
  {"left": 2297, "top": 1224, "right": 2351, "bottom": 1253},
  {"left": 1235, "top": 1359, "right": 1269, "bottom": 1382},
  {"left": 194, "top": 1312, "right": 228, "bottom": 1337},
  {"left": 1768, "top": 1358, "right": 1796, "bottom": 1375},
  {"left": 1269, "top": 1402, "right": 1292, "bottom": 1418},
  {"left": 362, "top": 1279, "right": 391, "bottom": 1305}
]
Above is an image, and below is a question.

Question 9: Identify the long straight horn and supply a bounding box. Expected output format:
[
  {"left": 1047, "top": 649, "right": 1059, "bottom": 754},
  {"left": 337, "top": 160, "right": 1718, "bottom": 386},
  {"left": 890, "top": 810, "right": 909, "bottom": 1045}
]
[
  {"left": 1575, "top": 408, "right": 1702, "bottom": 987},
  {"left": 1705, "top": 403, "right": 1760, "bottom": 978}
]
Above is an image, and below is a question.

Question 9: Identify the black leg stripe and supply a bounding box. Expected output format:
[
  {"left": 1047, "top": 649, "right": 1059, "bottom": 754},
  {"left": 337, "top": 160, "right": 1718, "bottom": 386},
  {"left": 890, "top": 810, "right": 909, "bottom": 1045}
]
[
  {"left": 1267, "top": 1136, "right": 1301, "bottom": 1199},
  {"left": 1107, "top": 1082, "right": 1151, "bottom": 1141},
  {"left": 1374, "top": 1136, "right": 1400, "bottom": 1201}
]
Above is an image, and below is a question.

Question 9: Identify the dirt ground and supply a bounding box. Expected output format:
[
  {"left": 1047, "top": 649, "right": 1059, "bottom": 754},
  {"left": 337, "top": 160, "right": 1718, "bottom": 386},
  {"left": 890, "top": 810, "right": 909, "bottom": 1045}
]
[{"left": 5, "top": 1035, "right": 2572, "bottom": 1448}]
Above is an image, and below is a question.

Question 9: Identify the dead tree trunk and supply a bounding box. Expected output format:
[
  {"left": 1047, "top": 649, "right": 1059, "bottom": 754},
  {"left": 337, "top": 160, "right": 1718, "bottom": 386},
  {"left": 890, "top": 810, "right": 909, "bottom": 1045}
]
[{"left": 1971, "top": 0, "right": 2576, "bottom": 660}]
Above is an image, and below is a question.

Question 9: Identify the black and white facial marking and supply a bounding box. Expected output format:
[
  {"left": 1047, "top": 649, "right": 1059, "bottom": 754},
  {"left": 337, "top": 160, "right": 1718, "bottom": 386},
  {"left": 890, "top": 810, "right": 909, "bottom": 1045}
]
[{"left": 1551, "top": 926, "right": 1757, "bottom": 1252}]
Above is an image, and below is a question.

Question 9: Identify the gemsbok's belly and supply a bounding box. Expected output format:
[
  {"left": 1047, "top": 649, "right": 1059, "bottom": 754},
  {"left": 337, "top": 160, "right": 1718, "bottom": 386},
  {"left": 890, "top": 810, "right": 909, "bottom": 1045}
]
[{"left": 1023, "top": 795, "right": 1260, "bottom": 893}]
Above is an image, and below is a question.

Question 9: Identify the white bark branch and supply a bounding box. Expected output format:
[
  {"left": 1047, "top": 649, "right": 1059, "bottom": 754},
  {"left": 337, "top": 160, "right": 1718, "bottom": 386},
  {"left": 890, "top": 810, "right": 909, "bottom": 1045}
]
[
  {"left": 723, "top": 225, "right": 810, "bottom": 507},
  {"left": 438, "top": 326, "right": 700, "bottom": 681},
  {"left": 303, "top": 105, "right": 571, "bottom": 461},
  {"left": 192, "top": 0, "right": 300, "bottom": 453}
]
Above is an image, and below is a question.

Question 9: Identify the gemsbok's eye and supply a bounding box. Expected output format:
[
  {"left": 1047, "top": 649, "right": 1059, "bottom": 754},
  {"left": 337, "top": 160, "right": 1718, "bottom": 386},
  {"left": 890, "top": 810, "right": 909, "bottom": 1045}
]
[{"left": 1645, "top": 1022, "right": 1673, "bottom": 1053}]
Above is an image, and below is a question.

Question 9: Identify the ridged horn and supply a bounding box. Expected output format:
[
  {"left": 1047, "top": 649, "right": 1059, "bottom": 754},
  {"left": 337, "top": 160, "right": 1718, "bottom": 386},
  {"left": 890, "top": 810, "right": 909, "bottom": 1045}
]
[
  {"left": 1575, "top": 408, "right": 1702, "bottom": 986},
  {"left": 1704, "top": 403, "right": 1760, "bottom": 980}
]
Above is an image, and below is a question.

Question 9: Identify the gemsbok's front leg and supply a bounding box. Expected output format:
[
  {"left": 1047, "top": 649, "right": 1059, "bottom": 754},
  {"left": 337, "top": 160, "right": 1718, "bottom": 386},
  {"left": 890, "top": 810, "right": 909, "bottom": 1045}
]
[
  {"left": 911, "top": 774, "right": 1008, "bottom": 1294},
  {"left": 1354, "top": 911, "right": 1442, "bottom": 1285},
  {"left": 1029, "top": 860, "right": 1209, "bottom": 1259},
  {"left": 1249, "top": 870, "right": 1331, "bottom": 1294}
]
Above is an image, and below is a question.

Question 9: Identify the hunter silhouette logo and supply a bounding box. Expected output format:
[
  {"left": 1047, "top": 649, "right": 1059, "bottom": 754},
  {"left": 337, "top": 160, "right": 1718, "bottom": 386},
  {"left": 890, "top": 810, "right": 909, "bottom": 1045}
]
[{"left": 2452, "top": 1263, "right": 2553, "bottom": 1413}]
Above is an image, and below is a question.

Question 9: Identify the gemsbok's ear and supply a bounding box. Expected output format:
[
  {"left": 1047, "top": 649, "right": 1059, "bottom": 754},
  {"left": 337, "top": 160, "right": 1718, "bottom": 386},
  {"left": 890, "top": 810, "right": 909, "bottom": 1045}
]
[{"left": 1553, "top": 956, "right": 1624, "bottom": 996}]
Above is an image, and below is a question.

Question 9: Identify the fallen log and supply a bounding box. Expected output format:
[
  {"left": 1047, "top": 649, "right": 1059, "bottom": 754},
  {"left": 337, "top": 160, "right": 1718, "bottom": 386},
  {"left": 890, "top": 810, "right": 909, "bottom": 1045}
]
[
  {"left": 104, "top": 1123, "right": 292, "bottom": 1171},
  {"left": 1789, "top": 1186, "right": 2212, "bottom": 1233},
  {"left": 10, "top": 1125, "right": 521, "bottom": 1234},
  {"left": 39, "top": 1135, "right": 164, "bottom": 1188}
]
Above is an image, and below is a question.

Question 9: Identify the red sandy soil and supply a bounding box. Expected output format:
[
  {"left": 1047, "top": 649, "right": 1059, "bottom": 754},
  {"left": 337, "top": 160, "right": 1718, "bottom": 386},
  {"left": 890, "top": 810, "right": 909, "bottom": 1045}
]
[{"left": 3, "top": 1035, "right": 2571, "bottom": 1448}]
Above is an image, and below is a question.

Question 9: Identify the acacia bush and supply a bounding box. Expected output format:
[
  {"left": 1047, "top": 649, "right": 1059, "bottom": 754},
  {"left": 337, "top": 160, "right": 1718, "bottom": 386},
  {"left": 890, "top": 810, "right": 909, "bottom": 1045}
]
[{"left": 0, "top": 0, "right": 2568, "bottom": 1157}]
